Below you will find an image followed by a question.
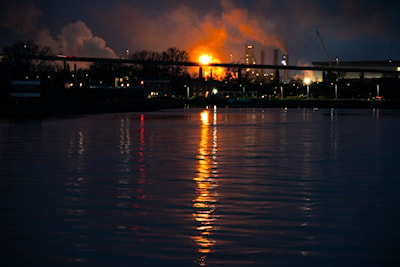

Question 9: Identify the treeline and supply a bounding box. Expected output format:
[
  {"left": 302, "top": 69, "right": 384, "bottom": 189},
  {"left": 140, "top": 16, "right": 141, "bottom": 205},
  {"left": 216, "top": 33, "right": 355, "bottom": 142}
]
[{"left": 0, "top": 40, "right": 191, "bottom": 90}]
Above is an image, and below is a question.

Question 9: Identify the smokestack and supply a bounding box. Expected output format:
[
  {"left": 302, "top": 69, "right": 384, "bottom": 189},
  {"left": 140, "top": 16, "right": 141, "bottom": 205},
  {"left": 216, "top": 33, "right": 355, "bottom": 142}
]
[
  {"left": 260, "top": 50, "right": 265, "bottom": 65},
  {"left": 273, "top": 49, "right": 279, "bottom": 65},
  {"left": 273, "top": 49, "right": 279, "bottom": 84}
]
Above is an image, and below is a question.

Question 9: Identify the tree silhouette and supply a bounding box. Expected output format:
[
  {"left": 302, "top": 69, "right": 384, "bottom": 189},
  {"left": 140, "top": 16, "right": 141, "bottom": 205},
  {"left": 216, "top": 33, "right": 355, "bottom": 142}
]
[
  {"left": 2, "top": 40, "right": 54, "bottom": 80},
  {"left": 161, "top": 47, "right": 189, "bottom": 79}
]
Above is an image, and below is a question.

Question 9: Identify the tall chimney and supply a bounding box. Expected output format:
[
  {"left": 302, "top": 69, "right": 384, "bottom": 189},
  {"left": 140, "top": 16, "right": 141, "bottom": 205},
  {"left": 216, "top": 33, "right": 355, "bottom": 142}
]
[
  {"left": 260, "top": 49, "right": 265, "bottom": 65},
  {"left": 273, "top": 49, "right": 279, "bottom": 65},
  {"left": 273, "top": 49, "right": 279, "bottom": 84}
]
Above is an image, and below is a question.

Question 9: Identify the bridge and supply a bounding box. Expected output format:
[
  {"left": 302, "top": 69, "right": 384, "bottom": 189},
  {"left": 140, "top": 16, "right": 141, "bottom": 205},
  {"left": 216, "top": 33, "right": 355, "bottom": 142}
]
[{"left": 28, "top": 55, "right": 400, "bottom": 76}]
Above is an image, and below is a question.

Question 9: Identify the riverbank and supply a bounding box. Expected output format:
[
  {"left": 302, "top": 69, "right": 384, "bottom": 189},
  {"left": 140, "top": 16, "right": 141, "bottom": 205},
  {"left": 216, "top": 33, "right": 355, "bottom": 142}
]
[
  {"left": 1, "top": 96, "right": 400, "bottom": 118},
  {"left": 0, "top": 88, "right": 182, "bottom": 117},
  {"left": 0, "top": 97, "right": 181, "bottom": 118},
  {"left": 189, "top": 97, "right": 400, "bottom": 109}
]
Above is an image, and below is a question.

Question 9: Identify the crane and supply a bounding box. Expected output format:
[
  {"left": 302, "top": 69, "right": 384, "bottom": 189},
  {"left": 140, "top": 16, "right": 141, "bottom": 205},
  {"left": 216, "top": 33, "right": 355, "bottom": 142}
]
[{"left": 316, "top": 30, "right": 333, "bottom": 65}]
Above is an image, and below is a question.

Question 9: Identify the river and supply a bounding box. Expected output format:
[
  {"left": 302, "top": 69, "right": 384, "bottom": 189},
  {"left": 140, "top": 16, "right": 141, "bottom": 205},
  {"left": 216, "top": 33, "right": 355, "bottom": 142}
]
[{"left": 1, "top": 107, "right": 400, "bottom": 266}]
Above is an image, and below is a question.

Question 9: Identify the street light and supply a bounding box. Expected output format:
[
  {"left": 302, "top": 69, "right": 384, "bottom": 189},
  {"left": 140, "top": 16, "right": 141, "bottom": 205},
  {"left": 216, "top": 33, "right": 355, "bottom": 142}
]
[
  {"left": 184, "top": 84, "right": 190, "bottom": 99},
  {"left": 304, "top": 77, "right": 311, "bottom": 99}
]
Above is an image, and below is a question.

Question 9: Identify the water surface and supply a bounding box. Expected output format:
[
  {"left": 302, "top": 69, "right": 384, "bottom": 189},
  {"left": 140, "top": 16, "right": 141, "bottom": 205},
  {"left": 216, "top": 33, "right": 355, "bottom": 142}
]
[{"left": 1, "top": 108, "right": 400, "bottom": 266}]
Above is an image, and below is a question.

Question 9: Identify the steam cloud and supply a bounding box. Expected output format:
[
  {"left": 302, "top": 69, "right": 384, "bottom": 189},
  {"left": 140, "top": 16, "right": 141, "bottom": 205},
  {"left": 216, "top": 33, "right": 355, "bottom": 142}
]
[
  {"left": 1, "top": 2, "right": 117, "bottom": 59},
  {"left": 37, "top": 21, "right": 116, "bottom": 58}
]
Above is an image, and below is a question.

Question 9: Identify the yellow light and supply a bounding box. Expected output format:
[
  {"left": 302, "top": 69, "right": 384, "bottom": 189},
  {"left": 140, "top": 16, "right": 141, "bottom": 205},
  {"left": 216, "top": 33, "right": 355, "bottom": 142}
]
[
  {"left": 303, "top": 77, "right": 311, "bottom": 85},
  {"left": 199, "top": 54, "right": 212, "bottom": 65}
]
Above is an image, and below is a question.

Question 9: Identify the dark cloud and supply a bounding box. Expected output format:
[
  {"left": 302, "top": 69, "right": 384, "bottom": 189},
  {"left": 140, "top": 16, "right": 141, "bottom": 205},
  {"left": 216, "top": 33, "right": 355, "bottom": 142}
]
[{"left": 1, "top": 1, "right": 42, "bottom": 35}]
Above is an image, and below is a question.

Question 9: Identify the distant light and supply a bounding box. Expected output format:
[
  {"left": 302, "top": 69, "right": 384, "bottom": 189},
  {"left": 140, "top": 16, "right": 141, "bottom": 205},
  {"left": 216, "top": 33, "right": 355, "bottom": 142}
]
[
  {"left": 281, "top": 55, "right": 287, "bottom": 66},
  {"left": 304, "top": 77, "right": 311, "bottom": 85}
]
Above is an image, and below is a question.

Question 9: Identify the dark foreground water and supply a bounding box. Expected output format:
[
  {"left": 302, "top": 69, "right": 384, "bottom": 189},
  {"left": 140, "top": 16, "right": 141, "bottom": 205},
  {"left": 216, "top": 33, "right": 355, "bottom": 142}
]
[{"left": 1, "top": 107, "right": 400, "bottom": 267}]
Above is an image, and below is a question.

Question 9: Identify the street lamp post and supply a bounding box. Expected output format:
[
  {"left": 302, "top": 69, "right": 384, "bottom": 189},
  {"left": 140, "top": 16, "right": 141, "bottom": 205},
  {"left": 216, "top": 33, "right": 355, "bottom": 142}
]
[
  {"left": 304, "top": 77, "right": 311, "bottom": 99},
  {"left": 376, "top": 84, "right": 380, "bottom": 97},
  {"left": 335, "top": 83, "right": 338, "bottom": 99},
  {"left": 184, "top": 84, "right": 190, "bottom": 99}
]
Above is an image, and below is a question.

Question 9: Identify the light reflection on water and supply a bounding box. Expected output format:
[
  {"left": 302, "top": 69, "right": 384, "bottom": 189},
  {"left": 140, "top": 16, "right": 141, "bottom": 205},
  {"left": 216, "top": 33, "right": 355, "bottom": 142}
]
[
  {"left": 1, "top": 108, "right": 400, "bottom": 266},
  {"left": 192, "top": 107, "right": 218, "bottom": 266}
]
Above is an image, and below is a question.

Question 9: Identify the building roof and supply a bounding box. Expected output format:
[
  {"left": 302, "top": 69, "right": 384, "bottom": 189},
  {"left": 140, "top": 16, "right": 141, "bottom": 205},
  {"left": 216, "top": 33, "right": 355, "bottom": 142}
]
[{"left": 312, "top": 60, "right": 400, "bottom": 70}]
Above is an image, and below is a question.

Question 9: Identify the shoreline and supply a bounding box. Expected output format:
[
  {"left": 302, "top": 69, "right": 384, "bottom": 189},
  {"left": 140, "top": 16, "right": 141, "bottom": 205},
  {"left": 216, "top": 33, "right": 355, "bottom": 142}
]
[{"left": 1, "top": 97, "right": 400, "bottom": 118}]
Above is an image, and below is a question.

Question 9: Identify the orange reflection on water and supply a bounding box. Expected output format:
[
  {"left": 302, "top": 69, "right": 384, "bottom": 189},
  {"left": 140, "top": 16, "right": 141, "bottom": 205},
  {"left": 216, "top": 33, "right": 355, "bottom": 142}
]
[{"left": 192, "top": 107, "right": 218, "bottom": 265}]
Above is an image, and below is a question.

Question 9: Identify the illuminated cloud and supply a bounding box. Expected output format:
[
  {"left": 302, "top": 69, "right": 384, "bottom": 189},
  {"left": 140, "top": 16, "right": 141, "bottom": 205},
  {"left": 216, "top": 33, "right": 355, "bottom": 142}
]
[
  {"left": 0, "top": 2, "right": 116, "bottom": 59},
  {"left": 37, "top": 20, "right": 116, "bottom": 58},
  {"left": 104, "top": 0, "right": 287, "bottom": 64},
  {"left": 220, "top": 0, "right": 286, "bottom": 54}
]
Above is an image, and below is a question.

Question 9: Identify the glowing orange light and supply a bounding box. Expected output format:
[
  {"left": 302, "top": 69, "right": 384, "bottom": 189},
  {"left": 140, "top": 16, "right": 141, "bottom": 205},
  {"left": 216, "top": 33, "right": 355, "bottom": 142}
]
[
  {"left": 200, "top": 110, "right": 209, "bottom": 124},
  {"left": 199, "top": 54, "right": 212, "bottom": 65},
  {"left": 190, "top": 48, "right": 229, "bottom": 80}
]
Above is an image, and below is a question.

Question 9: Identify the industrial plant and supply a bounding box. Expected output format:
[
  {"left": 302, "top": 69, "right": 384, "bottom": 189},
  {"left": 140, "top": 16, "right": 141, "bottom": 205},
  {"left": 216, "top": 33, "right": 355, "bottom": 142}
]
[{"left": 1, "top": 41, "right": 400, "bottom": 116}]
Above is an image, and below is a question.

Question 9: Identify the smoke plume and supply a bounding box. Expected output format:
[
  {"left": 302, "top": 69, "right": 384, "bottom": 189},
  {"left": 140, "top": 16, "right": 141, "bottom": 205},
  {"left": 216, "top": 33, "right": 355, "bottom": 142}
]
[
  {"left": 220, "top": 0, "right": 287, "bottom": 55},
  {"left": 107, "top": 0, "right": 287, "bottom": 63}
]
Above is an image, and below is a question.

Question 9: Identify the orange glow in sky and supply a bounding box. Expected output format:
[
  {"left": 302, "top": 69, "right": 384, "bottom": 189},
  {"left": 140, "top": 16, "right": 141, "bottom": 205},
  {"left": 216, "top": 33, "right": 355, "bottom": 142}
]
[{"left": 191, "top": 49, "right": 228, "bottom": 80}]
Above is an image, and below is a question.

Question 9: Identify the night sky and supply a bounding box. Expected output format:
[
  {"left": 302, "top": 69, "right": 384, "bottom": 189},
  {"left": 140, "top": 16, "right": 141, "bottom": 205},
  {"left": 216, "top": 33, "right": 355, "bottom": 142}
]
[{"left": 1, "top": 0, "right": 400, "bottom": 66}]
